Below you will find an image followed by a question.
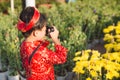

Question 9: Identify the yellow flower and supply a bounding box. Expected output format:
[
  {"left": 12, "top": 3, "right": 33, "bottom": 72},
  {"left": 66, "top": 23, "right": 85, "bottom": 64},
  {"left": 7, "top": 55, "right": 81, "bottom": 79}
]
[
  {"left": 108, "top": 25, "right": 115, "bottom": 31},
  {"left": 86, "top": 77, "right": 92, "bottom": 80},
  {"left": 116, "top": 39, "right": 120, "bottom": 42},
  {"left": 106, "top": 71, "right": 119, "bottom": 79},
  {"left": 75, "top": 51, "right": 81, "bottom": 56},
  {"left": 93, "top": 60, "right": 102, "bottom": 71},
  {"left": 100, "top": 59, "right": 108, "bottom": 67},
  {"left": 114, "top": 62, "right": 120, "bottom": 70},
  {"left": 112, "top": 71, "right": 119, "bottom": 78},
  {"left": 106, "top": 71, "right": 114, "bottom": 79},
  {"left": 90, "top": 50, "right": 100, "bottom": 60},
  {"left": 114, "top": 35, "right": 120, "bottom": 39},
  {"left": 73, "top": 57, "right": 81, "bottom": 61},
  {"left": 117, "top": 21, "right": 120, "bottom": 26},
  {"left": 103, "top": 34, "right": 114, "bottom": 41},
  {"left": 90, "top": 70, "right": 98, "bottom": 77},
  {"left": 104, "top": 43, "right": 114, "bottom": 52},
  {"left": 82, "top": 61, "right": 89, "bottom": 67},
  {"left": 104, "top": 62, "right": 114, "bottom": 71},
  {"left": 103, "top": 28, "right": 110, "bottom": 33},
  {"left": 102, "top": 52, "right": 120, "bottom": 61},
  {"left": 80, "top": 51, "right": 89, "bottom": 61},
  {"left": 103, "top": 26, "right": 115, "bottom": 33},
  {"left": 102, "top": 53, "right": 109, "bottom": 58},
  {"left": 114, "top": 43, "right": 120, "bottom": 51},
  {"left": 73, "top": 65, "right": 85, "bottom": 74},
  {"left": 84, "top": 49, "right": 91, "bottom": 53},
  {"left": 115, "top": 26, "right": 120, "bottom": 34}
]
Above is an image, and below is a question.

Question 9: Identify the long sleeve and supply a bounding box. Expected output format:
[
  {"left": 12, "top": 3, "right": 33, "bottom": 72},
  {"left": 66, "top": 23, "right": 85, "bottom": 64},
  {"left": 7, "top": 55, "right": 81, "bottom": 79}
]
[{"left": 47, "top": 45, "right": 67, "bottom": 64}]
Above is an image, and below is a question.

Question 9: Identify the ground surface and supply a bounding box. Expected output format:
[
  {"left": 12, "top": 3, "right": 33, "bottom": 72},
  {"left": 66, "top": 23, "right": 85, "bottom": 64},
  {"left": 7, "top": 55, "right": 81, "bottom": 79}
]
[{"left": 92, "top": 43, "right": 106, "bottom": 54}]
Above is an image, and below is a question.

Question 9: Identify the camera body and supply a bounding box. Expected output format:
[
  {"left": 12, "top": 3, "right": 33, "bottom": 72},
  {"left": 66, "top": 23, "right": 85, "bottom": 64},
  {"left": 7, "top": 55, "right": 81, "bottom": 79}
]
[{"left": 46, "top": 26, "right": 54, "bottom": 36}]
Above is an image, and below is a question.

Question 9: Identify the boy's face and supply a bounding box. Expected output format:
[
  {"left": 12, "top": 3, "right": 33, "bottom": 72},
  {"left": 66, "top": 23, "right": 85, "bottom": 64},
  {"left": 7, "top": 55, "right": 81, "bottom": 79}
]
[{"left": 34, "top": 26, "right": 46, "bottom": 41}]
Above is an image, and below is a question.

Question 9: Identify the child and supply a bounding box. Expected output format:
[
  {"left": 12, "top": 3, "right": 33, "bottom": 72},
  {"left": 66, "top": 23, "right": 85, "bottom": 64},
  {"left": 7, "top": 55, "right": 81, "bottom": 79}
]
[{"left": 17, "top": 7, "right": 67, "bottom": 80}]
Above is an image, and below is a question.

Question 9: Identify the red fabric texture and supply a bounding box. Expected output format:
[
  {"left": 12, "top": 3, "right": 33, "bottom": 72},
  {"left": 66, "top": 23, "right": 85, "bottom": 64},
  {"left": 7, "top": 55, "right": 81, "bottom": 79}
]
[{"left": 20, "top": 40, "right": 67, "bottom": 80}]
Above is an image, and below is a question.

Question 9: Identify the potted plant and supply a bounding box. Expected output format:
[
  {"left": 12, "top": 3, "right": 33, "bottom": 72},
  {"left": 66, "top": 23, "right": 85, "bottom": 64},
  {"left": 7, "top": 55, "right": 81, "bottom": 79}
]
[
  {"left": 3, "top": 27, "right": 20, "bottom": 80},
  {"left": 0, "top": 17, "right": 9, "bottom": 80},
  {"left": 55, "top": 65, "right": 67, "bottom": 80},
  {"left": 64, "top": 26, "right": 86, "bottom": 71},
  {"left": 0, "top": 50, "right": 8, "bottom": 80}
]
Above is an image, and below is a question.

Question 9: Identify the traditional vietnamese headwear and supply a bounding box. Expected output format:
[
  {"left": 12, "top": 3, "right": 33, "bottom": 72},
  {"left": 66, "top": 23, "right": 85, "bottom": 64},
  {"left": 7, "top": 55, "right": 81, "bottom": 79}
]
[{"left": 17, "top": 7, "right": 40, "bottom": 32}]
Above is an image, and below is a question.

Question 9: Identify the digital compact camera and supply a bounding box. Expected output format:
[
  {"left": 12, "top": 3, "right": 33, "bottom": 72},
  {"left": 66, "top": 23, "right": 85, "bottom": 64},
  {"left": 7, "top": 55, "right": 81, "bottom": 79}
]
[{"left": 46, "top": 26, "right": 54, "bottom": 37}]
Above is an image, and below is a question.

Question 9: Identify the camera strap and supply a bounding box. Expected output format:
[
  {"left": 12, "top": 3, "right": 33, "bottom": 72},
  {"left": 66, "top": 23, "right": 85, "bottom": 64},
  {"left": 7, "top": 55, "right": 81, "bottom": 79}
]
[{"left": 28, "top": 42, "right": 44, "bottom": 65}]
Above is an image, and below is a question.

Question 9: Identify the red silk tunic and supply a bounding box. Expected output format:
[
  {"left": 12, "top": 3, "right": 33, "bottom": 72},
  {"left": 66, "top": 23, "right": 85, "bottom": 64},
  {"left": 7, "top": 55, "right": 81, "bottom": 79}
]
[{"left": 20, "top": 40, "right": 67, "bottom": 80}]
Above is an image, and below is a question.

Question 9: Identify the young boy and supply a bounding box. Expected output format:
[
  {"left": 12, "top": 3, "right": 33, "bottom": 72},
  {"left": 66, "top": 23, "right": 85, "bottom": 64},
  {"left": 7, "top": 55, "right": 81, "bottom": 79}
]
[{"left": 17, "top": 7, "right": 67, "bottom": 80}]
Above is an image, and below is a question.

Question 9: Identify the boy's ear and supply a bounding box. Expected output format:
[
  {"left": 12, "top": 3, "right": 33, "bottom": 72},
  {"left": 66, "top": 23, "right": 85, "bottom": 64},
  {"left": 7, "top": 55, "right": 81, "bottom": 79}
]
[
  {"left": 33, "top": 30, "right": 37, "bottom": 37},
  {"left": 33, "top": 30, "right": 40, "bottom": 37}
]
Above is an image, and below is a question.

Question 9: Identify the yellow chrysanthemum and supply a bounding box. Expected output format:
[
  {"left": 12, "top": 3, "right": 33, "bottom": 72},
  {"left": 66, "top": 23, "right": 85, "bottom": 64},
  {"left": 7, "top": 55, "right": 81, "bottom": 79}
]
[
  {"left": 106, "top": 71, "right": 114, "bottom": 79},
  {"left": 103, "top": 25, "right": 115, "bottom": 33},
  {"left": 73, "top": 57, "right": 81, "bottom": 61},
  {"left": 114, "top": 62, "right": 120, "bottom": 70},
  {"left": 93, "top": 61, "right": 102, "bottom": 71},
  {"left": 115, "top": 27, "right": 120, "bottom": 34},
  {"left": 113, "top": 43, "right": 120, "bottom": 51},
  {"left": 116, "top": 39, "right": 120, "bottom": 42},
  {"left": 100, "top": 59, "right": 108, "bottom": 67},
  {"left": 103, "top": 34, "right": 114, "bottom": 41},
  {"left": 114, "top": 35, "right": 120, "bottom": 39},
  {"left": 82, "top": 61, "right": 89, "bottom": 67},
  {"left": 73, "top": 65, "right": 85, "bottom": 74},
  {"left": 111, "top": 52, "right": 120, "bottom": 62},
  {"left": 106, "top": 71, "right": 119, "bottom": 79},
  {"left": 79, "top": 51, "right": 89, "bottom": 61},
  {"left": 102, "top": 53, "right": 110, "bottom": 58},
  {"left": 104, "top": 43, "right": 114, "bottom": 52},
  {"left": 103, "top": 28, "right": 110, "bottom": 33},
  {"left": 73, "top": 47, "right": 120, "bottom": 80},
  {"left": 90, "top": 70, "right": 98, "bottom": 77},
  {"left": 108, "top": 25, "right": 115, "bottom": 31},
  {"left": 86, "top": 77, "right": 92, "bottom": 80},
  {"left": 75, "top": 51, "right": 81, "bottom": 56},
  {"left": 117, "top": 21, "right": 120, "bottom": 26},
  {"left": 84, "top": 49, "right": 91, "bottom": 53},
  {"left": 90, "top": 50, "right": 100, "bottom": 60}
]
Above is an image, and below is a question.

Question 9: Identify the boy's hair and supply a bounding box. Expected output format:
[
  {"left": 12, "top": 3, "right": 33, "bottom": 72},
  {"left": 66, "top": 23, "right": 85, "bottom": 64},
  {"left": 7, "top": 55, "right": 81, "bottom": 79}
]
[{"left": 19, "top": 7, "right": 47, "bottom": 38}]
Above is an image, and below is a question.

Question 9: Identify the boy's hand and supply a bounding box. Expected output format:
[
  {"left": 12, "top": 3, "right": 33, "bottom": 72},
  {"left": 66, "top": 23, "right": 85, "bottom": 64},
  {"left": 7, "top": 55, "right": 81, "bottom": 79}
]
[{"left": 49, "top": 26, "right": 61, "bottom": 45}]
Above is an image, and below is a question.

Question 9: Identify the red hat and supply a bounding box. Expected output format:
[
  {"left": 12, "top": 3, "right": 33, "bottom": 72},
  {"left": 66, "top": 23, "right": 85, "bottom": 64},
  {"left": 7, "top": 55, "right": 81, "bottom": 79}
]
[{"left": 17, "top": 7, "right": 40, "bottom": 32}]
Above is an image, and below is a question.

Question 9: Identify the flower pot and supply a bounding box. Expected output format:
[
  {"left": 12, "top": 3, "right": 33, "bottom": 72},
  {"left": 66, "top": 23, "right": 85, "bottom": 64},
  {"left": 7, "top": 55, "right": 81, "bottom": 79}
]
[
  {"left": 20, "top": 76, "right": 26, "bottom": 80},
  {"left": 0, "top": 58, "right": 2, "bottom": 70},
  {"left": 0, "top": 71, "right": 8, "bottom": 80},
  {"left": 8, "top": 74, "right": 19, "bottom": 80},
  {"left": 56, "top": 76, "right": 65, "bottom": 80},
  {"left": 19, "top": 70, "right": 26, "bottom": 80},
  {"left": 65, "top": 72, "right": 76, "bottom": 80}
]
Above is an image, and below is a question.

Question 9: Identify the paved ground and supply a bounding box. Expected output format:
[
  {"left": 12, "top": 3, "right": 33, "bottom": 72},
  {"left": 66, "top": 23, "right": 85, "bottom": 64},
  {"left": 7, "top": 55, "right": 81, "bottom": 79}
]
[{"left": 92, "top": 43, "right": 106, "bottom": 54}]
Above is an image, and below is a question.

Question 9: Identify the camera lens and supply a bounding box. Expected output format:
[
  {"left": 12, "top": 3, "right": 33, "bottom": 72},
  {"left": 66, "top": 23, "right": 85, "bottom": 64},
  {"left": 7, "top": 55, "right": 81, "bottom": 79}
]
[
  {"left": 49, "top": 27, "right": 54, "bottom": 32},
  {"left": 46, "top": 26, "right": 54, "bottom": 37}
]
